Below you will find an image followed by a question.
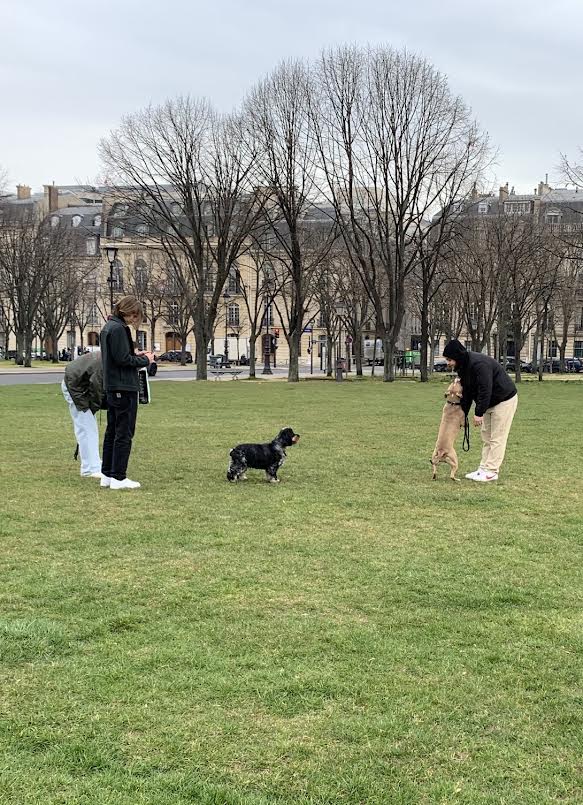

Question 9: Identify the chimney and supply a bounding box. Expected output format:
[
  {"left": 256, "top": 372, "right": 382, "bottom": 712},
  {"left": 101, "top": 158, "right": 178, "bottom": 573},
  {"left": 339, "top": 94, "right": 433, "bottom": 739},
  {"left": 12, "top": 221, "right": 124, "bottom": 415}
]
[
  {"left": 16, "top": 184, "right": 31, "bottom": 200},
  {"left": 499, "top": 182, "right": 509, "bottom": 201},
  {"left": 470, "top": 182, "right": 478, "bottom": 202},
  {"left": 44, "top": 183, "right": 59, "bottom": 212}
]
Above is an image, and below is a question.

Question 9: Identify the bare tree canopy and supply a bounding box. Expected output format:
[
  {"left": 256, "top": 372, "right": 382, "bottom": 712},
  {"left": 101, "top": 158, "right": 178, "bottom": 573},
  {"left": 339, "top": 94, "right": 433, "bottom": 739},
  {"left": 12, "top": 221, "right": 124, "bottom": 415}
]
[
  {"left": 99, "top": 97, "right": 263, "bottom": 379},
  {"left": 311, "top": 44, "right": 491, "bottom": 379}
]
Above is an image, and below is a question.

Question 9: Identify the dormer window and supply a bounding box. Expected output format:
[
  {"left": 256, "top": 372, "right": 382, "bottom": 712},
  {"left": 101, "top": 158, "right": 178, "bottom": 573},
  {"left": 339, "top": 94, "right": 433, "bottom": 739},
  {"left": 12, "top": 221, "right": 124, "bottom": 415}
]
[
  {"left": 546, "top": 208, "right": 562, "bottom": 225},
  {"left": 72, "top": 215, "right": 82, "bottom": 228},
  {"left": 50, "top": 215, "right": 60, "bottom": 227},
  {"left": 478, "top": 201, "right": 489, "bottom": 214},
  {"left": 111, "top": 225, "right": 124, "bottom": 239},
  {"left": 136, "top": 223, "right": 149, "bottom": 237},
  {"left": 93, "top": 214, "right": 102, "bottom": 227},
  {"left": 171, "top": 202, "right": 182, "bottom": 216},
  {"left": 111, "top": 203, "right": 127, "bottom": 218}
]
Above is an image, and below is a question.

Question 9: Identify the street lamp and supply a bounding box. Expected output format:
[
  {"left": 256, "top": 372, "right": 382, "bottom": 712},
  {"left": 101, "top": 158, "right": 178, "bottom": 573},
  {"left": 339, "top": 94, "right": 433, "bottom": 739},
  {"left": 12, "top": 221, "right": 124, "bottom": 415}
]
[
  {"left": 222, "top": 290, "right": 230, "bottom": 364},
  {"left": 262, "top": 267, "right": 273, "bottom": 375},
  {"left": 335, "top": 302, "right": 347, "bottom": 381},
  {"left": 105, "top": 246, "right": 118, "bottom": 313}
]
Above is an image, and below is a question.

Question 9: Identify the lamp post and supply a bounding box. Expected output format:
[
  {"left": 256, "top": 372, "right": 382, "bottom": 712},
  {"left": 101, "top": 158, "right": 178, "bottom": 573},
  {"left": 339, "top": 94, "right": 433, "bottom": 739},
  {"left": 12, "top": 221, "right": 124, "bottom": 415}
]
[
  {"left": 223, "top": 290, "right": 230, "bottom": 364},
  {"left": 262, "top": 267, "right": 273, "bottom": 375},
  {"left": 105, "top": 246, "right": 118, "bottom": 313},
  {"left": 335, "top": 302, "right": 347, "bottom": 381}
]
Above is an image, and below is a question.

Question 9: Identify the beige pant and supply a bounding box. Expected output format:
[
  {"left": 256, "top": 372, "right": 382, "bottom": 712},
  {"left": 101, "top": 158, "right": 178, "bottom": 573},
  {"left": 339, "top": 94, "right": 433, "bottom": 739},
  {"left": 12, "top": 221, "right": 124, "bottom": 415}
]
[{"left": 480, "top": 395, "right": 518, "bottom": 473}]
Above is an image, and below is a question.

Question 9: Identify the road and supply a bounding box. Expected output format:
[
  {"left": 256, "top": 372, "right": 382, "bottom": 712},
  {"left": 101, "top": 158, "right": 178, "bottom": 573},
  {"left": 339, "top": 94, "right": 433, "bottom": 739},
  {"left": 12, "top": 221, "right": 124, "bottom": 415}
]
[{"left": 0, "top": 366, "right": 340, "bottom": 385}]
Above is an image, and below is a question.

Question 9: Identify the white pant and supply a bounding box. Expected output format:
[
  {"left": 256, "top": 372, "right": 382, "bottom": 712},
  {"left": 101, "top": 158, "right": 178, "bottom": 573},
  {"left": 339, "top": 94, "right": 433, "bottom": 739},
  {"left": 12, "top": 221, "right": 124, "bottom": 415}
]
[{"left": 61, "top": 380, "right": 101, "bottom": 475}]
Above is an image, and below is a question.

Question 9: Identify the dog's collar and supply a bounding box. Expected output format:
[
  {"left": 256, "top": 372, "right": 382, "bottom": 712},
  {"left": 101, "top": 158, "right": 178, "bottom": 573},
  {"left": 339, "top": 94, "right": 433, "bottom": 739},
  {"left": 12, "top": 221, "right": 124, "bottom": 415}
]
[{"left": 446, "top": 400, "right": 461, "bottom": 406}]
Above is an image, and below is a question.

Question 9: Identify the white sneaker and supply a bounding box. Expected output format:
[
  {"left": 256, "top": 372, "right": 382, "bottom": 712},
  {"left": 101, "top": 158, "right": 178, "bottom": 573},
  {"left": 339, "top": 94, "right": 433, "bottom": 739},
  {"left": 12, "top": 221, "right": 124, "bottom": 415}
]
[
  {"left": 474, "top": 471, "right": 498, "bottom": 482},
  {"left": 100, "top": 476, "right": 111, "bottom": 488},
  {"left": 465, "top": 468, "right": 485, "bottom": 480},
  {"left": 110, "top": 478, "right": 141, "bottom": 490}
]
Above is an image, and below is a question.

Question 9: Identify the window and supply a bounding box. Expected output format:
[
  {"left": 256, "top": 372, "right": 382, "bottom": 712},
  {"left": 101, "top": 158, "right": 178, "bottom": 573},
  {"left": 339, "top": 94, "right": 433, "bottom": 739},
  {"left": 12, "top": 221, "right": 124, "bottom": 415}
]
[
  {"left": 478, "top": 201, "right": 489, "bottom": 214},
  {"left": 227, "top": 269, "right": 242, "bottom": 293},
  {"left": 166, "top": 271, "right": 181, "bottom": 295},
  {"left": 136, "top": 222, "right": 149, "bottom": 237},
  {"left": 136, "top": 330, "right": 147, "bottom": 350},
  {"left": 546, "top": 208, "right": 562, "bottom": 225},
  {"left": 574, "top": 340, "right": 583, "bottom": 358},
  {"left": 111, "top": 203, "right": 127, "bottom": 218},
  {"left": 111, "top": 225, "right": 124, "bottom": 239},
  {"left": 86, "top": 236, "right": 97, "bottom": 256},
  {"left": 134, "top": 259, "right": 148, "bottom": 291},
  {"left": 72, "top": 215, "right": 82, "bottom": 228},
  {"left": 166, "top": 302, "right": 179, "bottom": 326},
  {"left": 262, "top": 304, "right": 274, "bottom": 327},
  {"left": 93, "top": 214, "right": 102, "bottom": 227},
  {"left": 504, "top": 201, "right": 531, "bottom": 215},
  {"left": 110, "top": 259, "right": 123, "bottom": 292},
  {"left": 204, "top": 271, "right": 215, "bottom": 292},
  {"left": 317, "top": 310, "right": 325, "bottom": 328},
  {"left": 549, "top": 340, "right": 558, "bottom": 358},
  {"left": 170, "top": 202, "right": 182, "bottom": 216},
  {"left": 88, "top": 303, "right": 100, "bottom": 325},
  {"left": 50, "top": 215, "right": 60, "bottom": 227},
  {"left": 227, "top": 303, "right": 240, "bottom": 326}
]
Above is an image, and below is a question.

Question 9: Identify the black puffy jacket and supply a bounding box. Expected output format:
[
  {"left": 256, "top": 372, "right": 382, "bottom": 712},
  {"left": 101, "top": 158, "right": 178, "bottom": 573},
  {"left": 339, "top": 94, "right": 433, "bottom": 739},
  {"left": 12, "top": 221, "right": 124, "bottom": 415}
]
[
  {"left": 100, "top": 315, "right": 149, "bottom": 393},
  {"left": 457, "top": 352, "right": 517, "bottom": 417}
]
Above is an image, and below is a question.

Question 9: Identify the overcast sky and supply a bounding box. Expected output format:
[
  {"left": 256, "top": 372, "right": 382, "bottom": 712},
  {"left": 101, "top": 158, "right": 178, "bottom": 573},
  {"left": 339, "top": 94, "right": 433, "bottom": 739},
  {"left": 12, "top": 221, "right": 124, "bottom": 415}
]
[{"left": 1, "top": 0, "right": 582, "bottom": 194}]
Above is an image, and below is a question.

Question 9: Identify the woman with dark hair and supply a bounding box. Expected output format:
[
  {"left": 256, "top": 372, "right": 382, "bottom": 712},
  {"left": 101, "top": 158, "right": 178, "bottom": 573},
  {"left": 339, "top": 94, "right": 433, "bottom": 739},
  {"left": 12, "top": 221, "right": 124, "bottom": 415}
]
[{"left": 99, "top": 296, "right": 155, "bottom": 490}]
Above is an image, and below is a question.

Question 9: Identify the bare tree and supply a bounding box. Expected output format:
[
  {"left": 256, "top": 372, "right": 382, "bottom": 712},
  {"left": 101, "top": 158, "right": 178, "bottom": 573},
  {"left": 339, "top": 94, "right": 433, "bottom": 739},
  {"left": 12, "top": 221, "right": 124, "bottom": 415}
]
[
  {"left": 100, "top": 97, "right": 262, "bottom": 379},
  {"left": 0, "top": 206, "right": 75, "bottom": 366},
  {"left": 244, "top": 61, "right": 337, "bottom": 382},
  {"left": 311, "top": 45, "right": 490, "bottom": 380}
]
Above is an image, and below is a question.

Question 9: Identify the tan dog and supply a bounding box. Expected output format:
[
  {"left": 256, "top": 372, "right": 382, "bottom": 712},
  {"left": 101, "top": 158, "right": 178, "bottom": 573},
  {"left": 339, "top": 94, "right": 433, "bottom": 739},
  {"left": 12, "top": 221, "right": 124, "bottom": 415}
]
[{"left": 431, "top": 378, "right": 465, "bottom": 481}]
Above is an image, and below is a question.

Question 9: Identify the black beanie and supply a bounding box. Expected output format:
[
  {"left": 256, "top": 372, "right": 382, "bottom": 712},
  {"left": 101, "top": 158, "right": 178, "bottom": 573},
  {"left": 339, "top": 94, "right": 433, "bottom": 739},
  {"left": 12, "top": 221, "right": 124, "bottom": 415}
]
[{"left": 443, "top": 339, "right": 467, "bottom": 362}]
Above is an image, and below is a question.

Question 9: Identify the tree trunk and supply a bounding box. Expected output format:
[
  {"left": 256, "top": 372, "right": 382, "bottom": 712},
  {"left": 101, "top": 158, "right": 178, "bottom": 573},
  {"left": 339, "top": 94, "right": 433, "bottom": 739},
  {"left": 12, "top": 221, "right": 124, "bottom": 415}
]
[
  {"left": 249, "top": 333, "right": 257, "bottom": 378},
  {"left": 15, "top": 330, "right": 24, "bottom": 365},
  {"left": 353, "top": 336, "right": 363, "bottom": 377},
  {"left": 513, "top": 324, "right": 522, "bottom": 384},
  {"left": 383, "top": 336, "right": 395, "bottom": 382},
  {"left": 194, "top": 323, "right": 208, "bottom": 380},
  {"left": 180, "top": 336, "right": 188, "bottom": 366},
  {"left": 288, "top": 331, "right": 301, "bottom": 382},
  {"left": 420, "top": 304, "right": 430, "bottom": 383},
  {"left": 23, "top": 330, "right": 32, "bottom": 368},
  {"left": 51, "top": 334, "right": 59, "bottom": 363}
]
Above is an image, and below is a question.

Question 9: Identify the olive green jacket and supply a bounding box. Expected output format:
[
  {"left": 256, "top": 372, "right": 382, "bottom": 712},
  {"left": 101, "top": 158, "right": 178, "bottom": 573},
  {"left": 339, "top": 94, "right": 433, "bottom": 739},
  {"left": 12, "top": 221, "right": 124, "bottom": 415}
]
[{"left": 63, "top": 352, "right": 105, "bottom": 413}]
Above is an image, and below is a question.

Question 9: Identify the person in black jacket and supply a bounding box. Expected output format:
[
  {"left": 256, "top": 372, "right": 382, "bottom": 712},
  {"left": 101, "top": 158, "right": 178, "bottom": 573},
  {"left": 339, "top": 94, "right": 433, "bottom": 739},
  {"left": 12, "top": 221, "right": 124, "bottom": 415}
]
[
  {"left": 443, "top": 339, "right": 518, "bottom": 483},
  {"left": 100, "top": 296, "right": 155, "bottom": 490}
]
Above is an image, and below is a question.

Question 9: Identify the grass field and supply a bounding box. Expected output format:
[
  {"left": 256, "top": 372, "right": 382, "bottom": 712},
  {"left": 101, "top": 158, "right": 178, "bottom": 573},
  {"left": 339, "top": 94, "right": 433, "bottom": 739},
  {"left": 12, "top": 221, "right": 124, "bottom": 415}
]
[{"left": 1, "top": 377, "right": 582, "bottom": 804}]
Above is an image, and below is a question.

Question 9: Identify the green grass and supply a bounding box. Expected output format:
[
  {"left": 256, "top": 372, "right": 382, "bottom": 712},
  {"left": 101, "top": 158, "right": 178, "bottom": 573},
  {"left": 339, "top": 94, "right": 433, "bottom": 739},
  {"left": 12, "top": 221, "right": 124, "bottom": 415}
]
[{"left": 1, "top": 378, "right": 582, "bottom": 804}]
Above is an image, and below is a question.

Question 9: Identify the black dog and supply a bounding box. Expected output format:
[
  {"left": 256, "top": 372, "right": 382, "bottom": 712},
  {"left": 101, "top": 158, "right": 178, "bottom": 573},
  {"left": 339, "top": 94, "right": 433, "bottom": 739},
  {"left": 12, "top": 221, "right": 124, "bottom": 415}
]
[{"left": 227, "top": 427, "right": 300, "bottom": 483}]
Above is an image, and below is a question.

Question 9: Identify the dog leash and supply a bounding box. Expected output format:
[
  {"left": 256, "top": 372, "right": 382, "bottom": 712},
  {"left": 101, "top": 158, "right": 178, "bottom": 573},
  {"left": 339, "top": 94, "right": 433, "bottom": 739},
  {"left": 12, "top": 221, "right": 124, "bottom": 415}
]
[{"left": 463, "top": 414, "right": 471, "bottom": 452}]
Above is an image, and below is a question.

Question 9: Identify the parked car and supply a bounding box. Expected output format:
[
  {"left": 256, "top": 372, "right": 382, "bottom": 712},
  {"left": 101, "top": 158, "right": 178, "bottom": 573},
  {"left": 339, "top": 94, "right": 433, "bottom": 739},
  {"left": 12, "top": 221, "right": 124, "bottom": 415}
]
[
  {"left": 157, "top": 350, "right": 193, "bottom": 364},
  {"left": 433, "top": 358, "right": 449, "bottom": 372},
  {"left": 499, "top": 358, "right": 533, "bottom": 374},
  {"left": 565, "top": 357, "right": 582, "bottom": 372},
  {"left": 208, "top": 354, "right": 231, "bottom": 368}
]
